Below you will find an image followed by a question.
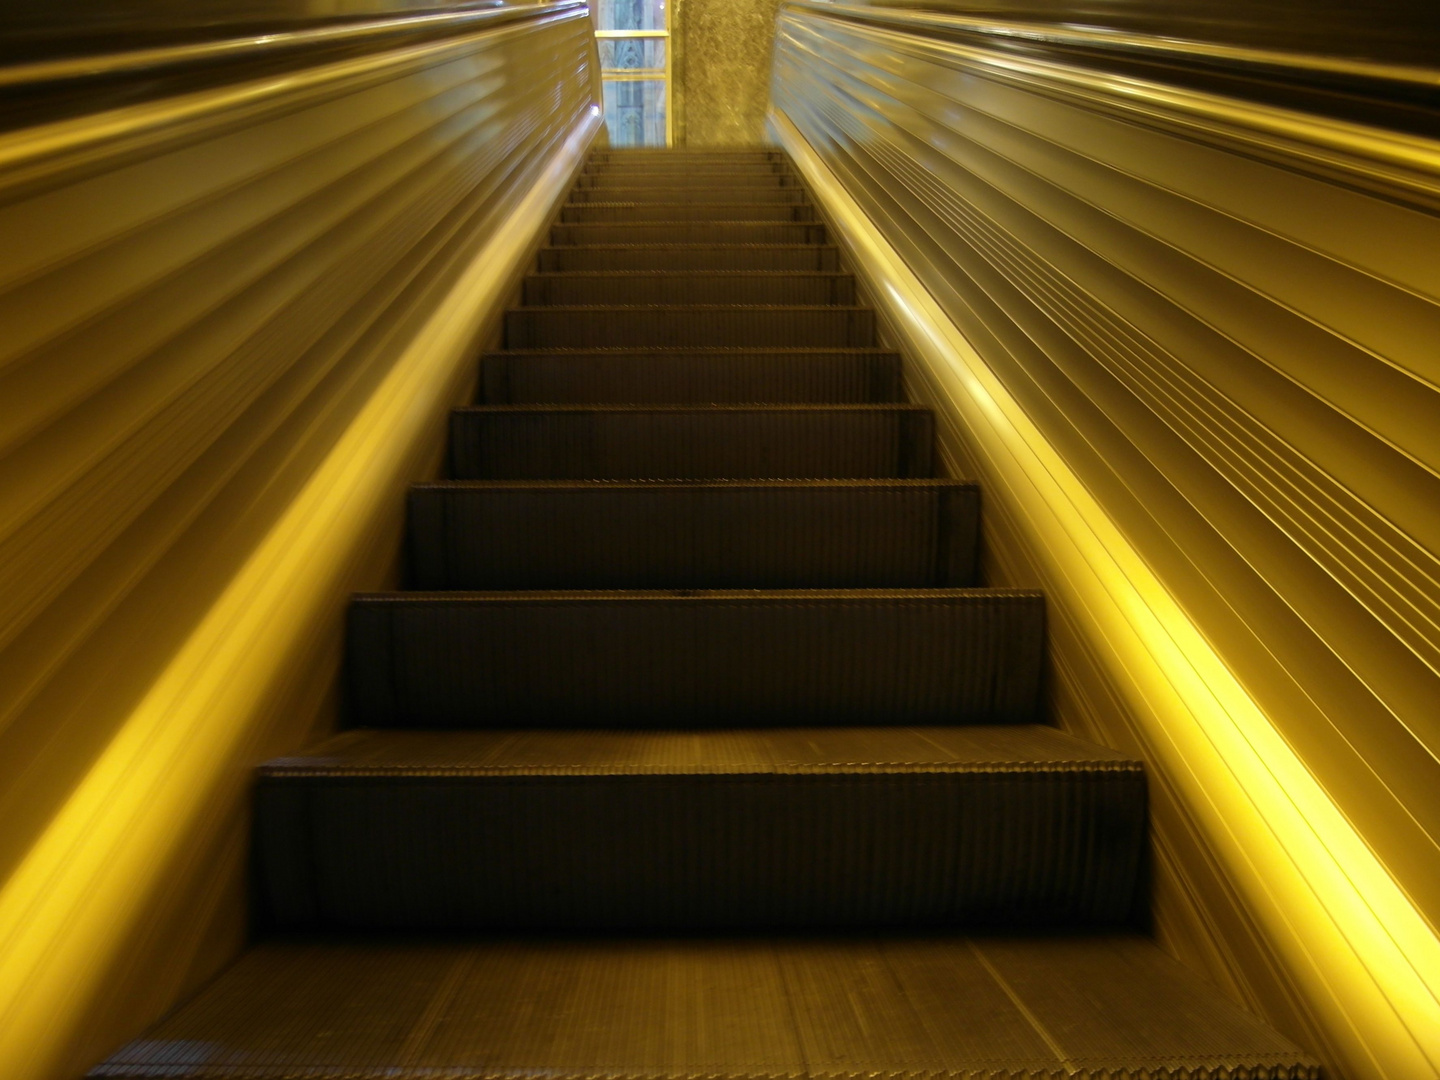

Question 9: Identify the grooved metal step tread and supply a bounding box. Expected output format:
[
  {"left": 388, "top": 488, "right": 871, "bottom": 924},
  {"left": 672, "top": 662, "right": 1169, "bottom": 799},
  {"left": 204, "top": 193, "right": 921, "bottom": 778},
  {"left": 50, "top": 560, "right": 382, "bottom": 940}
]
[
  {"left": 345, "top": 588, "right": 1044, "bottom": 728},
  {"left": 254, "top": 726, "right": 1144, "bottom": 930},
  {"left": 449, "top": 404, "right": 932, "bottom": 479},
  {"left": 261, "top": 724, "right": 1137, "bottom": 775},
  {"left": 481, "top": 347, "right": 901, "bottom": 403},
  {"left": 537, "top": 244, "right": 840, "bottom": 272},
  {"left": 551, "top": 222, "right": 827, "bottom": 245},
  {"left": 91, "top": 936, "right": 1319, "bottom": 1080},
  {"left": 560, "top": 203, "right": 817, "bottom": 222},
  {"left": 504, "top": 304, "right": 873, "bottom": 348},
  {"left": 407, "top": 479, "right": 977, "bottom": 589},
  {"left": 522, "top": 271, "right": 855, "bottom": 306}
]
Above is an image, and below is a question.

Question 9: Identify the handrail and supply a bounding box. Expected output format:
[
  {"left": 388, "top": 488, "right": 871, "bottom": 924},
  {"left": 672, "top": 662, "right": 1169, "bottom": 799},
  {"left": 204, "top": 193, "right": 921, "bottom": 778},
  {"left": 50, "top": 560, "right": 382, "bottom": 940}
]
[
  {"left": 0, "top": 0, "right": 583, "bottom": 90},
  {"left": 790, "top": 0, "right": 1440, "bottom": 92},
  {"left": 782, "top": 2, "right": 1440, "bottom": 210},
  {"left": 0, "top": 1, "right": 589, "bottom": 197}
]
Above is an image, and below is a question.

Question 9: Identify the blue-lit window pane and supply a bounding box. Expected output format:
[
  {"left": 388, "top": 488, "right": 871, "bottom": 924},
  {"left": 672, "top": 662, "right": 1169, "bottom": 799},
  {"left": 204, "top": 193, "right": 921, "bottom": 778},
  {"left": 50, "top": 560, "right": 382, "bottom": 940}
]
[
  {"left": 598, "top": 39, "right": 665, "bottom": 73},
  {"left": 601, "top": 80, "right": 667, "bottom": 147},
  {"left": 597, "top": 0, "right": 665, "bottom": 32}
]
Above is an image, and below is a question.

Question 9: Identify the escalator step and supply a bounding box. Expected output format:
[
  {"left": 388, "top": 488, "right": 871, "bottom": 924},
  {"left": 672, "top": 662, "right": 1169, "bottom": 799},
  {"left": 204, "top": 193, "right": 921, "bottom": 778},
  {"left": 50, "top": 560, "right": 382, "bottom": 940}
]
[
  {"left": 552, "top": 221, "right": 827, "bottom": 245},
  {"left": 504, "top": 305, "right": 871, "bottom": 347},
  {"left": 254, "top": 725, "right": 1144, "bottom": 930},
  {"left": 590, "top": 148, "right": 784, "bottom": 159},
  {"left": 522, "top": 271, "right": 855, "bottom": 306},
  {"left": 559, "top": 202, "right": 817, "bottom": 223},
  {"left": 536, "top": 244, "right": 841, "bottom": 272},
  {"left": 448, "top": 404, "right": 932, "bottom": 479},
  {"left": 480, "top": 347, "right": 900, "bottom": 403},
  {"left": 584, "top": 161, "right": 790, "bottom": 175},
  {"left": 91, "top": 936, "right": 1318, "bottom": 1080},
  {"left": 575, "top": 171, "right": 805, "bottom": 189},
  {"left": 568, "top": 185, "right": 811, "bottom": 203},
  {"left": 581, "top": 156, "right": 795, "bottom": 168},
  {"left": 407, "top": 479, "right": 978, "bottom": 589},
  {"left": 345, "top": 588, "right": 1043, "bottom": 728}
]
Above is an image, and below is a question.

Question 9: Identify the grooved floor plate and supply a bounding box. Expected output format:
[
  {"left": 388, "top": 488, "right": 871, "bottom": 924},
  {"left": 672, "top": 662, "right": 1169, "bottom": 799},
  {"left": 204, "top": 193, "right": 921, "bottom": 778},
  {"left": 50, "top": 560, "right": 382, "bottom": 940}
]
[
  {"left": 406, "top": 479, "right": 977, "bottom": 589},
  {"left": 480, "top": 348, "right": 900, "bottom": 404},
  {"left": 449, "top": 405, "right": 933, "bottom": 480},
  {"left": 254, "top": 726, "right": 1145, "bottom": 929},
  {"left": 345, "top": 589, "right": 1044, "bottom": 728},
  {"left": 91, "top": 936, "right": 1318, "bottom": 1079}
]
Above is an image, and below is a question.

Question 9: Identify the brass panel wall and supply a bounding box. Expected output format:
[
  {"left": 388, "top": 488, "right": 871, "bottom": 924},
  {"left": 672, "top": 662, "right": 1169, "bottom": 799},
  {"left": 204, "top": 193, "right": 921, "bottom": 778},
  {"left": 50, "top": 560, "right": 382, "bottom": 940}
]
[
  {"left": 833, "top": 0, "right": 1440, "bottom": 68},
  {"left": 672, "top": 0, "right": 782, "bottom": 145},
  {"left": 772, "top": 5, "right": 1440, "bottom": 1078},
  {"left": 0, "top": 9, "right": 598, "bottom": 1077}
]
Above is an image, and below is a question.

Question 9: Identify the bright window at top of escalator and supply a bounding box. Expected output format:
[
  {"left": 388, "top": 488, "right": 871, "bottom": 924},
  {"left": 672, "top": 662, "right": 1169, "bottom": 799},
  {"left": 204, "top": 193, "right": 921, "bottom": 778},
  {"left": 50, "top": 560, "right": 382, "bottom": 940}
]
[
  {"left": 594, "top": 0, "right": 670, "bottom": 146},
  {"left": 597, "top": 0, "right": 666, "bottom": 33}
]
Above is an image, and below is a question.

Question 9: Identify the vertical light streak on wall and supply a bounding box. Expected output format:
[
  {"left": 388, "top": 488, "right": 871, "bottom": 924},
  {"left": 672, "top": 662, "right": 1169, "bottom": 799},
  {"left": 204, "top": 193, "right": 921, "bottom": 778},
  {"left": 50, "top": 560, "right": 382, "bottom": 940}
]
[
  {"left": 770, "top": 7, "right": 1440, "bottom": 1076},
  {"left": 0, "top": 10, "right": 598, "bottom": 1077}
]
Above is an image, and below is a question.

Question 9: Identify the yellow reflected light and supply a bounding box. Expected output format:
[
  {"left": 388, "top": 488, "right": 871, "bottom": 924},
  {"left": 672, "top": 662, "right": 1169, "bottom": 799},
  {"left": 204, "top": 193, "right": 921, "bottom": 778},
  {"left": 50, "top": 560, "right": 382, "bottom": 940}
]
[
  {"left": 774, "top": 107, "right": 1440, "bottom": 1080},
  {"left": 0, "top": 112, "right": 599, "bottom": 1080}
]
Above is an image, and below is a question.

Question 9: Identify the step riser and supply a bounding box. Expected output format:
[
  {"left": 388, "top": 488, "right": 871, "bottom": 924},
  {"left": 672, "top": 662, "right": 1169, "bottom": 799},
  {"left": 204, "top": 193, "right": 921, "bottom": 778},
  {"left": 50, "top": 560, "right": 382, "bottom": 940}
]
[
  {"left": 346, "top": 593, "right": 1043, "bottom": 727},
  {"left": 575, "top": 178, "right": 805, "bottom": 195},
  {"left": 449, "top": 408, "right": 933, "bottom": 479},
  {"left": 537, "top": 245, "right": 841, "bottom": 272},
  {"left": 587, "top": 152, "right": 789, "bottom": 160},
  {"left": 505, "top": 307, "right": 873, "bottom": 348},
  {"left": 576, "top": 171, "right": 803, "bottom": 186},
  {"left": 480, "top": 350, "right": 902, "bottom": 404},
  {"left": 256, "top": 770, "right": 1145, "bottom": 931},
  {"left": 584, "top": 163, "right": 790, "bottom": 176},
  {"left": 552, "top": 222, "right": 827, "bottom": 245},
  {"left": 408, "top": 484, "right": 978, "bottom": 589},
  {"left": 588, "top": 153, "right": 784, "bottom": 163},
  {"left": 568, "top": 187, "right": 810, "bottom": 204},
  {"left": 522, "top": 274, "right": 856, "bottom": 306},
  {"left": 559, "top": 204, "right": 817, "bottom": 223}
]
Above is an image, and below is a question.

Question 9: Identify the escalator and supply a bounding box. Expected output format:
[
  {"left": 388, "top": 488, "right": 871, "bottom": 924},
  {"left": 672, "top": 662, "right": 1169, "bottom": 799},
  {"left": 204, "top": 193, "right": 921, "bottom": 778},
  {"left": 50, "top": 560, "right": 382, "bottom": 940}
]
[{"left": 92, "top": 149, "right": 1316, "bottom": 1080}]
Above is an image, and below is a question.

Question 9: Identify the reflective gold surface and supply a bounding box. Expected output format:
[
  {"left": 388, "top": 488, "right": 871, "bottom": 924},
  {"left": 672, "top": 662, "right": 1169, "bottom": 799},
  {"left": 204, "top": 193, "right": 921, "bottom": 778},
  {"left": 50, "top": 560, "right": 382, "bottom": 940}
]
[
  {"left": 0, "top": 8, "right": 599, "bottom": 1077},
  {"left": 838, "top": 0, "right": 1440, "bottom": 68},
  {"left": 772, "top": 7, "right": 1440, "bottom": 1079}
]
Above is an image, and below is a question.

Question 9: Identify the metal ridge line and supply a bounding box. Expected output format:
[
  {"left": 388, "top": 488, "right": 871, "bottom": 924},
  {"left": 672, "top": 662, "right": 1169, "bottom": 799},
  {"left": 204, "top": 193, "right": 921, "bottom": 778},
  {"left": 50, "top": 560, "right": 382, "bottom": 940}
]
[
  {"left": 788, "top": 0, "right": 1440, "bottom": 92},
  {"left": 0, "top": 0, "right": 586, "bottom": 90}
]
